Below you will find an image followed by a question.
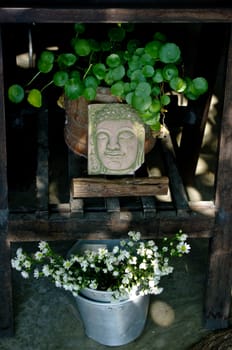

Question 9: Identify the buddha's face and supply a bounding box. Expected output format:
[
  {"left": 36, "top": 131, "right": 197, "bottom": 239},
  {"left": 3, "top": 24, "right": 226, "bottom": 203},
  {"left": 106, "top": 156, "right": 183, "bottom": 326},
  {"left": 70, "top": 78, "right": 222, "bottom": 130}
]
[{"left": 96, "top": 119, "right": 138, "bottom": 171}]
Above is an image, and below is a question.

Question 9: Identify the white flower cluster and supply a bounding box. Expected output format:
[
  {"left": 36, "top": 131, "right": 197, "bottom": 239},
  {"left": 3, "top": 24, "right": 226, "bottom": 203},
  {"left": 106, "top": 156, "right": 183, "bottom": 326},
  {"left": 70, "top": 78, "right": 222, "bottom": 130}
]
[{"left": 11, "top": 230, "right": 190, "bottom": 300}]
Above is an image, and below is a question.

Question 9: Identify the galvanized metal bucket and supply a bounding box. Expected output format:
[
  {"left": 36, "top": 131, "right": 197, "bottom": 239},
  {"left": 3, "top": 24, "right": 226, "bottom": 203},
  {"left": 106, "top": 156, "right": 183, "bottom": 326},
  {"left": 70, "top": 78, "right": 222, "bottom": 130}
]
[{"left": 75, "top": 292, "right": 150, "bottom": 346}]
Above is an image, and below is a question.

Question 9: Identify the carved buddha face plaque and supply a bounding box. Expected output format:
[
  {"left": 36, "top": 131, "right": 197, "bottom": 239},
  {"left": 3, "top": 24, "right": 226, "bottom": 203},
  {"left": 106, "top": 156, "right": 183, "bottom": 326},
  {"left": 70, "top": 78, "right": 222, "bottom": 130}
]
[{"left": 88, "top": 104, "right": 145, "bottom": 175}]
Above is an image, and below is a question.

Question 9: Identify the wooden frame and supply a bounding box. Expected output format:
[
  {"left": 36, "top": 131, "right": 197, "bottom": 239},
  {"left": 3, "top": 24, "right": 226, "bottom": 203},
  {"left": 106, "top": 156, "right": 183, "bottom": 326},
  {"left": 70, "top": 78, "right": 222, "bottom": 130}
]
[{"left": 0, "top": 6, "right": 232, "bottom": 335}]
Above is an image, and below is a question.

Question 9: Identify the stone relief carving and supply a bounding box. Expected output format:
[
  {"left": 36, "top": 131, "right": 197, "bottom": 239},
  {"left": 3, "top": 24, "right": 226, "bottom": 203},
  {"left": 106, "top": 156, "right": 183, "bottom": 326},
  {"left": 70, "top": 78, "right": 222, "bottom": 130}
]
[{"left": 88, "top": 104, "right": 145, "bottom": 175}]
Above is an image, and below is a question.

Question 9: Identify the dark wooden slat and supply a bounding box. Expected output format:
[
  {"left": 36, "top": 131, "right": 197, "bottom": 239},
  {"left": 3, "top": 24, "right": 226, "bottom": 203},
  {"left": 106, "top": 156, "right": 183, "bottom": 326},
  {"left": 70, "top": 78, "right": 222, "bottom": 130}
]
[
  {"left": 7, "top": 210, "right": 215, "bottom": 241},
  {"left": 0, "top": 8, "right": 231, "bottom": 23},
  {"left": 71, "top": 177, "right": 169, "bottom": 198},
  {"left": 141, "top": 196, "right": 156, "bottom": 218},
  {"left": 160, "top": 135, "right": 189, "bottom": 215},
  {"left": 205, "top": 24, "right": 232, "bottom": 330},
  {"left": 0, "top": 24, "right": 13, "bottom": 337},
  {"left": 0, "top": 25, "right": 7, "bottom": 211},
  {"left": 36, "top": 110, "right": 49, "bottom": 219},
  {"left": 0, "top": 225, "right": 13, "bottom": 336},
  {"left": 105, "top": 198, "right": 120, "bottom": 213}
]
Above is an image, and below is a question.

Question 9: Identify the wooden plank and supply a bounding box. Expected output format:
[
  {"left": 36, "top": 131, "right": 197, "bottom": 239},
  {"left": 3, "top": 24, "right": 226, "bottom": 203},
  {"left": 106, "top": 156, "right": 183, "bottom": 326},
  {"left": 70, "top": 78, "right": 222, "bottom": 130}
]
[
  {"left": 160, "top": 135, "right": 189, "bottom": 215},
  {"left": 0, "top": 25, "right": 7, "bottom": 211},
  {"left": 205, "top": 24, "right": 232, "bottom": 330},
  {"left": 0, "top": 8, "right": 232, "bottom": 23},
  {"left": 71, "top": 177, "right": 169, "bottom": 198},
  {"left": 105, "top": 198, "right": 120, "bottom": 213},
  {"left": 7, "top": 209, "right": 215, "bottom": 241},
  {"left": 141, "top": 196, "right": 157, "bottom": 218},
  {"left": 36, "top": 110, "right": 49, "bottom": 219},
  {"left": 0, "top": 24, "right": 13, "bottom": 337},
  {"left": 0, "top": 225, "right": 13, "bottom": 336}
]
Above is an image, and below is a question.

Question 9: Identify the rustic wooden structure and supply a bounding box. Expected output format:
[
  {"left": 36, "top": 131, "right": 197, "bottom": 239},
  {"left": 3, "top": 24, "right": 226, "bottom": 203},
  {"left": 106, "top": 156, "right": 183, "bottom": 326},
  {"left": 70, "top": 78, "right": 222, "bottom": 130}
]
[{"left": 0, "top": 2, "right": 232, "bottom": 337}]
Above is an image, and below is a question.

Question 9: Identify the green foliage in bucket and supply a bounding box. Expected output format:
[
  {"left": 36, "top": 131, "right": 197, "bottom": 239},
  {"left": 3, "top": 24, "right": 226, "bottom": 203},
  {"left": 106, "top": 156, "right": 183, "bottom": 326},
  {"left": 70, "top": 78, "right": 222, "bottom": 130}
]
[
  {"left": 11, "top": 230, "right": 191, "bottom": 301},
  {"left": 8, "top": 23, "right": 208, "bottom": 133}
]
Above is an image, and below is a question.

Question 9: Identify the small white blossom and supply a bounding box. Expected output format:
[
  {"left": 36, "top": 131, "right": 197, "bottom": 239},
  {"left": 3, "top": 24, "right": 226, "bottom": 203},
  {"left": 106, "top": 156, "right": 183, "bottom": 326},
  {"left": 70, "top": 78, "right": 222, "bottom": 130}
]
[
  {"left": 11, "top": 230, "right": 191, "bottom": 301},
  {"left": 63, "top": 260, "right": 72, "bottom": 269},
  {"left": 34, "top": 251, "right": 44, "bottom": 261},
  {"left": 33, "top": 269, "right": 40, "bottom": 279},
  {"left": 21, "top": 270, "right": 29, "bottom": 279},
  {"left": 89, "top": 280, "right": 98, "bottom": 290},
  {"left": 177, "top": 242, "right": 191, "bottom": 254}
]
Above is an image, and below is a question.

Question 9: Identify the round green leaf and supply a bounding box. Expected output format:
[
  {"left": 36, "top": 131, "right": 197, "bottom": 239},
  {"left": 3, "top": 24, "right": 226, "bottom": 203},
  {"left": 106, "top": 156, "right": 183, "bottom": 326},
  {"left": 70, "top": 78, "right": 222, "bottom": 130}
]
[
  {"left": 144, "top": 40, "right": 162, "bottom": 59},
  {"left": 8, "top": 84, "right": 24, "bottom": 104},
  {"left": 57, "top": 53, "right": 77, "bottom": 67},
  {"left": 106, "top": 53, "right": 121, "bottom": 68},
  {"left": 110, "top": 81, "right": 124, "bottom": 96},
  {"left": 150, "top": 99, "right": 161, "bottom": 113},
  {"left": 73, "top": 39, "right": 91, "bottom": 56},
  {"left": 83, "top": 87, "right": 97, "bottom": 101},
  {"left": 143, "top": 112, "right": 160, "bottom": 127},
  {"left": 161, "top": 94, "right": 171, "bottom": 106},
  {"left": 110, "top": 65, "right": 125, "bottom": 81},
  {"left": 104, "top": 71, "right": 114, "bottom": 85},
  {"left": 159, "top": 43, "right": 181, "bottom": 63},
  {"left": 131, "top": 93, "right": 152, "bottom": 113},
  {"left": 162, "top": 64, "right": 179, "bottom": 81},
  {"left": 142, "top": 65, "right": 155, "bottom": 78},
  {"left": 152, "top": 85, "right": 161, "bottom": 96},
  {"left": 39, "top": 51, "right": 55, "bottom": 64},
  {"left": 37, "top": 59, "right": 53, "bottom": 73},
  {"left": 192, "top": 77, "right": 208, "bottom": 95},
  {"left": 92, "top": 63, "right": 106, "bottom": 80},
  {"left": 135, "top": 48, "right": 144, "bottom": 56},
  {"left": 152, "top": 69, "right": 164, "bottom": 83},
  {"left": 130, "top": 69, "right": 146, "bottom": 82},
  {"left": 169, "top": 77, "right": 187, "bottom": 92},
  {"left": 74, "top": 23, "right": 85, "bottom": 34},
  {"left": 84, "top": 76, "right": 99, "bottom": 89},
  {"left": 128, "top": 56, "right": 142, "bottom": 71},
  {"left": 135, "top": 82, "right": 152, "bottom": 97},
  {"left": 27, "top": 89, "right": 42, "bottom": 108},
  {"left": 53, "top": 71, "right": 69, "bottom": 87},
  {"left": 141, "top": 53, "right": 155, "bottom": 66},
  {"left": 64, "top": 78, "right": 84, "bottom": 100}
]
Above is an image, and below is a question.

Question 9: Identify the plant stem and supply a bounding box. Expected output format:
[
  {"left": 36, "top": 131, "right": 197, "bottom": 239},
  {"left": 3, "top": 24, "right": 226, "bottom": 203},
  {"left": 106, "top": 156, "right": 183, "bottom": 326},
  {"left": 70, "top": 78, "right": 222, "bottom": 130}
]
[
  {"left": 26, "top": 71, "right": 41, "bottom": 87},
  {"left": 83, "top": 63, "right": 93, "bottom": 80},
  {"left": 41, "top": 80, "right": 54, "bottom": 92}
]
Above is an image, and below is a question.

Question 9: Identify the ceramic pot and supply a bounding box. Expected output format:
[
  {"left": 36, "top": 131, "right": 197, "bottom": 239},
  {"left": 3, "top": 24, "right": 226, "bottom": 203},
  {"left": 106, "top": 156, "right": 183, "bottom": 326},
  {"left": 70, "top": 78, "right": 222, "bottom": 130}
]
[{"left": 64, "top": 87, "right": 156, "bottom": 157}]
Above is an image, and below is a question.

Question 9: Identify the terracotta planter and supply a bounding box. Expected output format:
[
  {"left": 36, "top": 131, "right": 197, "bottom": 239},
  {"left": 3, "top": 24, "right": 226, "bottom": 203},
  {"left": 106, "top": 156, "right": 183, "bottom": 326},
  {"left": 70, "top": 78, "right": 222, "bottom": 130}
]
[{"left": 64, "top": 87, "right": 156, "bottom": 158}]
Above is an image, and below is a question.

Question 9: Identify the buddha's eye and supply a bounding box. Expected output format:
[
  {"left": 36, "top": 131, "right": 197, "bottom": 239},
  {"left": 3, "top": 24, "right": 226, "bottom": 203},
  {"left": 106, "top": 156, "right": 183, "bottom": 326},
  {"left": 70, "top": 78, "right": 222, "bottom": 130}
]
[
  {"left": 119, "top": 131, "right": 134, "bottom": 140},
  {"left": 97, "top": 132, "right": 109, "bottom": 141}
]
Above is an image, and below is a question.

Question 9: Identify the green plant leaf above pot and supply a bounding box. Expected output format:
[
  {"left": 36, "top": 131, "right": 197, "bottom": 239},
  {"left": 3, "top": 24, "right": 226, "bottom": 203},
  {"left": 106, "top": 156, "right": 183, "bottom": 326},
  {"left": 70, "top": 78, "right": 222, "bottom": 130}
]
[
  {"left": 27, "top": 89, "right": 42, "bottom": 108},
  {"left": 8, "top": 84, "right": 24, "bottom": 104},
  {"left": 7, "top": 23, "right": 209, "bottom": 134},
  {"left": 159, "top": 43, "right": 181, "bottom": 63},
  {"left": 64, "top": 78, "right": 84, "bottom": 99}
]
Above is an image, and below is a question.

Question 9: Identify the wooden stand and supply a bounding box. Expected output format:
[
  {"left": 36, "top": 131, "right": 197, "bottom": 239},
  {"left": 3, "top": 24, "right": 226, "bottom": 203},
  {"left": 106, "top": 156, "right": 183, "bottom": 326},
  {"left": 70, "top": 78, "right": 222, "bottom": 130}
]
[{"left": 0, "top": 5, "right": 232, "bottom": 336}]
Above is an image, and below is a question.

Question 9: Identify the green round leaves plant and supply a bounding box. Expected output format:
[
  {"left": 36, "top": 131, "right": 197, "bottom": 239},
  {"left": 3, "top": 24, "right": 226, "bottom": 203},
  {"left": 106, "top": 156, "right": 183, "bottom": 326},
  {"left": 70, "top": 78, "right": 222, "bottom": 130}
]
[{"left": 7, "top": 23, "right": 209, "bottom": 133}]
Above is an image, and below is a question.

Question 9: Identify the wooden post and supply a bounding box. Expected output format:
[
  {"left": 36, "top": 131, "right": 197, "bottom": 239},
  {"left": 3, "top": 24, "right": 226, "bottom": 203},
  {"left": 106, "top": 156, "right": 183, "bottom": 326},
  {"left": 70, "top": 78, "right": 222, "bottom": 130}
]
[
  {"left": 205, "top": 24, "right": 232, "bottom": 329},
  {"left": 0, "top": 24, "right": 13, "bottom": 336}
]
